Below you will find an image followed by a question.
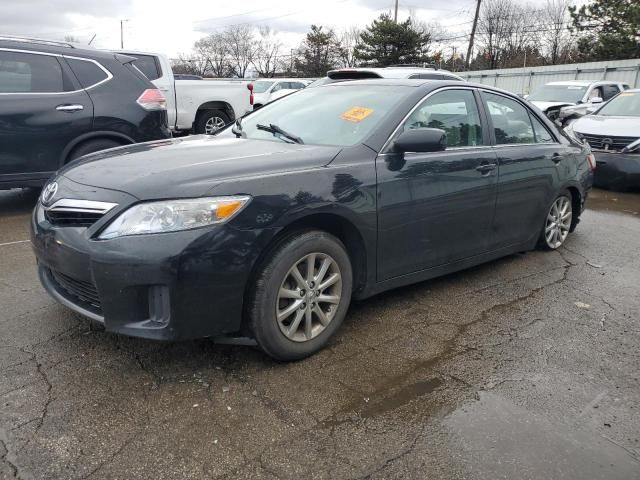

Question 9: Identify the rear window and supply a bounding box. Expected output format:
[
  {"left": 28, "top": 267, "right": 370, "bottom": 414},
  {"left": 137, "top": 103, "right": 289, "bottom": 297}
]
[
  {"left": 0, "top": 51, "right": 72, "bottom": 93},
  {"left": 130, "top": 55, "right": 161, "bottom": 81},
  {"left": 65, "top": 58, "right": 109, "bottom": 88},
  {"left": 328, "top": 70, "right": 382, "bottom": 80}
]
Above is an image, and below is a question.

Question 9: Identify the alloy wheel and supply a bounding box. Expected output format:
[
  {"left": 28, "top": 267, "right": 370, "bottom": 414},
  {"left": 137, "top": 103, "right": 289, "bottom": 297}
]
[
  {"left": 276, "top": 252, "right": 342, "bottom": 342},
  {"left": 545, "top": 196, "right": 572, "bottom": 249},
  {"left": 204, "top": 116, "right": 226, "bottom": 134}
]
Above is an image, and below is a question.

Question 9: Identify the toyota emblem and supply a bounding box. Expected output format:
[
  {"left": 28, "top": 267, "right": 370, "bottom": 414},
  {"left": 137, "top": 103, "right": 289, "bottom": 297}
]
[{"left": 41, "top": 182, "right": 58, "bottom": 205}]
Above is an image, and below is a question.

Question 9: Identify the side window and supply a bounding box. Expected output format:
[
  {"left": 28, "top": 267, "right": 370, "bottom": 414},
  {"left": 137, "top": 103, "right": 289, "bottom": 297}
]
[
  {"left": 0, "top": 51, "right": 70, "bottom": 93},
  {"left": 588, "top": 86, "right": 603, "bottom": 100},
  {"left": 530, "top": 115, "right": 555, "bottom": 143},
  {"left": 65, "top": 58, "right": 109, "bottom": 88},
  {"left": 272, "top": 82, "right": 283, "bottom": 92},
  {"left": 484, "top": 92, "right": 535, "bottom": 145},
  {"left": 403, "top": 89, "right": 483, "bottom": 147},
  {"left": 131, "top": 55, "right": 161, "bottom": 81},
  {"left": 408, "top": 73, "right": 445, "bottom": 80},
  {"left": 291, "top": 82, "right": 304, "bottom": 89},
  {"left": 601, "top": 85, "right": 620, "bottom": 101}
]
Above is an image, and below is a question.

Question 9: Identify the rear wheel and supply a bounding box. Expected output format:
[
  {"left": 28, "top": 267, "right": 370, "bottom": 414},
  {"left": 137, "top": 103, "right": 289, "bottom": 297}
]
[
  {"left": 539, "top": 192, "right": 573, "bottom": 250},
  {"left": 195, "top": 110, "right": 230, "bottom": 135},
  {"left": 247, "top": 231, "right": 352, "bottom": 361},
  {"left": 67, "top": 139, "right": 122, "bottom": 163}
]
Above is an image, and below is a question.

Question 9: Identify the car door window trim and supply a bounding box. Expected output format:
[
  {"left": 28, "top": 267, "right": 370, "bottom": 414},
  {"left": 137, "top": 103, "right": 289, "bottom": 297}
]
[
  {"left": 380, "top": 86, "right": 484, "bottom": 153},
  {"left": 479, "top": 88, "right": 561, "bottom": 145},
  {"left": 0, "top": 48, "right": 112, "bottom": 95}
]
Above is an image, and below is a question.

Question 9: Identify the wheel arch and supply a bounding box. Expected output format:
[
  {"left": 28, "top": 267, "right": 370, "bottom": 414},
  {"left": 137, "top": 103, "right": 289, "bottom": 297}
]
[
  {"left": 194, "top": 101, "right": 236, "bottom": 124},
  {"left": 246, "top": 212, "right": 370, "bottom": 307},
  {"left": 60, "top": 131, "right": 135, "bottom": 167}
]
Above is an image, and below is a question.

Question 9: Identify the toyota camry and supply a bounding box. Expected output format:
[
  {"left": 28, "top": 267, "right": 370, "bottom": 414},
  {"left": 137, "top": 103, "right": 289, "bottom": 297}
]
[{"left": 31, "top": 79, "right": 594, "bottom": 360}]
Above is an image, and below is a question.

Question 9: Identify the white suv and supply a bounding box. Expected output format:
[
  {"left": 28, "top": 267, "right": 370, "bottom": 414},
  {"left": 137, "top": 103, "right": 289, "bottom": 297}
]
[{"left": 251, "top": 78, "right": 309, "bottom": 109}]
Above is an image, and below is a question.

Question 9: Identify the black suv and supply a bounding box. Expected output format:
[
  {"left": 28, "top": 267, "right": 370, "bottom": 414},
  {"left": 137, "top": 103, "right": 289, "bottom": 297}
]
[{"left": 0, "top": 36, "right": 171, "bottom": 189}]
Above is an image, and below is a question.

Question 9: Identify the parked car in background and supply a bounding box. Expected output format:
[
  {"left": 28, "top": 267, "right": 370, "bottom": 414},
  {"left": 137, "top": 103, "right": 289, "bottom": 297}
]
[
  {"left": 0, "top": 36, "right": 170, "bottom": 189},
  {"left": 32, "top": 79, "right": 593, "bottom": 360},
  {"left": 117, "top": 50, "right": 251, "bottom": 134},
  {"left": 322, "top": 65, "right": 465, "bottom": 84},
  {"left": 527, "top": 80, "right": 629, "bottom": 122},
  {"left": 567, "top": 89, "right": 640, "bottom": 190},
  {"left": 251, "top": 78, "right": 308, "bottom": 109},
  {"left": 173, "top": 74, "right": 202, "bottom": 80}
]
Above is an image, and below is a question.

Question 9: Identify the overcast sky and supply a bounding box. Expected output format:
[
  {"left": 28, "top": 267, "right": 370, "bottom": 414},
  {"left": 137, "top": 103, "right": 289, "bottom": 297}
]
[{"left": 1, "top": 0, "right": 574, "bottom": 57}]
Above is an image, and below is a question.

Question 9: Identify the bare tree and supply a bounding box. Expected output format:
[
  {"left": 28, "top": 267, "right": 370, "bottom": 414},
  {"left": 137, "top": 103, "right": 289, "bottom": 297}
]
[
  {"left": 338, "top": 26, "right": 361, "bottom": 67},
  {"left": 252, "top": 26, "right": 282, "bottom": 78},
  {"left": 194, "top": 33, "right": 231, "bottom": 78},
  {"left": 475, "top": 0, "right": 529, "bottom": 69},
  {"left": 224, "top": 25, "right": 258, "bottom": 78},
  {"left": 540, "top": 0, "right": 574, "bottom": 64},
  {"left": 171, "top": 53, "right": 208, "bottom": 76}
]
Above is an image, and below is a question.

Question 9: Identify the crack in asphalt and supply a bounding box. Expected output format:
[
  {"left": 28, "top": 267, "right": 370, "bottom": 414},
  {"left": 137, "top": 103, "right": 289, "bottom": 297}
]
[{"left": 0, "top": 430, "right": 20, "bottom": 479}]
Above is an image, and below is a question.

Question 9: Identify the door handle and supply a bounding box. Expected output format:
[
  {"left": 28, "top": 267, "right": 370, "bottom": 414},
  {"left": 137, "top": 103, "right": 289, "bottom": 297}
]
[
  {"left": 476, "top": 163, "right": 497, "bottom": 174},
  {"left": 551, "top": 152, "right": 563, "bottom": 164},
  {"left": 56, "top": 104, "right": 84, "bottom": 112}
]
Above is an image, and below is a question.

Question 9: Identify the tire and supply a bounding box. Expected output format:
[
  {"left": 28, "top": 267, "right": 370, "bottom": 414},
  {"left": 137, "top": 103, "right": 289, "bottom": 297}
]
[
  {"left": 538, "top": 190, "right": 573, "bottom": 250},
  {"left": 194, "top": 109, "right": 230, "bottom": 135},
  {"left": 67, "top": 139, "right": 122, "bottom": 163},
  {"left": 247, "top": 230, "right": 353, "bottom": 361}
]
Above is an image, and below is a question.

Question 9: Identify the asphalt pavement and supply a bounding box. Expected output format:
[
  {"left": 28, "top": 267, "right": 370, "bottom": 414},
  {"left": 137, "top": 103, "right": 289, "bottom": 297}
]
[{"left": 1, "top": 187, "right": 639, "bottom": 479}]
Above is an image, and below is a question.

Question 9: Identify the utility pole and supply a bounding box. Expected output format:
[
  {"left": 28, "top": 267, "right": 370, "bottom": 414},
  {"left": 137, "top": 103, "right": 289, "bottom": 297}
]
[
  {"left": 120, "top": 19, "right": 128, "bottom": 49},
  {"left": 465, "top": 0, "right": 481, "bottom": 70},
  {"left": 394, "top": 0, "right": 399, "bottom": 23}
]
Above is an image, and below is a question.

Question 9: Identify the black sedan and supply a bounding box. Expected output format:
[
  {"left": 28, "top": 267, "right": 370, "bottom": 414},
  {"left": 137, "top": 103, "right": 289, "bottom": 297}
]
[{"left": 31, "top": 80, "right": 594, "bottom": 360}]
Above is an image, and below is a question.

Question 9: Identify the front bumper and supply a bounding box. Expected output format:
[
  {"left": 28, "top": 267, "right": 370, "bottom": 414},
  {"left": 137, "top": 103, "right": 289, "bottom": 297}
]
[
  {"left": 592, "top": 151, "right": 640, "bottom": 190},
  {"left": 31, "top": 202, "right": 269, "bottom": 341}
]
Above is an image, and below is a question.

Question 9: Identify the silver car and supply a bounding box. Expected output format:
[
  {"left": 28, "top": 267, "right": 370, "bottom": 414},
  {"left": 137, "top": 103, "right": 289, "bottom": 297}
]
[{"left": 568, "top": 89, "right": 640, "bottom": 190}]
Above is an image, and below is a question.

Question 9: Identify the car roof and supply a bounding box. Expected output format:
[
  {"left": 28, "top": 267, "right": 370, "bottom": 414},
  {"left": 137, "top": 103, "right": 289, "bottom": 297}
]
[
  {"left": 0, "top": 36, "right": 117, "bottom": 60},
  {"left": 254, "top": 78, "right": 307, "bottom": 82},
  {"left": 546, "top": 80, "right": 621, "bottom": 86}
]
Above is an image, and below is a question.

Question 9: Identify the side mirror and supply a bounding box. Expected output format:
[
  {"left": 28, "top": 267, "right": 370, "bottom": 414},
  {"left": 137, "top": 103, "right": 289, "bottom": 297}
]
[
  {"left": 393, "top": 128, "right": 447, "bottom": 153},
  {"left": 590, "top": 97, "right": 603, "bottom": 104}
]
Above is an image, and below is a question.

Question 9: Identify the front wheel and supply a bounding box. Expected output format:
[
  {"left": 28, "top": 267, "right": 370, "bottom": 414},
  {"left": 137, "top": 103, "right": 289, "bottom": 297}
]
[
  {"left": 247, "top": 231, "right": 353, "bottom": 361},
  {"left": 539, "top": 192, "right": 573, "bottom": 250}
]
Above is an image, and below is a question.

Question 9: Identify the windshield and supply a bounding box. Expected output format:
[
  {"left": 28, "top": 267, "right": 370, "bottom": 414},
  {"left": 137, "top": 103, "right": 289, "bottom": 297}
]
[
  {"left": 529, "top": 84, "right": 587, "bottom": 103},
  {"left": 252, "top": 81, "right": 275, "bottom": 93},
  {"left": 224, "top": 85, "right": 408, "bottom": 147},
  {"left": 596, "top": 91, "right": 640, "bottom": 116}
]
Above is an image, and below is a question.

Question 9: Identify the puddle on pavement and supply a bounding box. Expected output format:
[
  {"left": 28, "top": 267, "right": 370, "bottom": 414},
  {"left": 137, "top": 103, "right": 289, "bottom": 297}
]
[
  {"left": 444, "top": 392, "right": 640, "bottom": 479},
  {"left": 322, "top": 377, "right": 443, "bottom": 428},
  {"left": 587, "top": 189, "right": 640, "bottom": 217}
]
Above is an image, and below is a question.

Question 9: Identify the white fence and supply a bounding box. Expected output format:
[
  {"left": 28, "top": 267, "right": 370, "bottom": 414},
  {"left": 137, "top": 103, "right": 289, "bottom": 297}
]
[{"left": 458, "top": 58, "right": 640, "bottom": 95}]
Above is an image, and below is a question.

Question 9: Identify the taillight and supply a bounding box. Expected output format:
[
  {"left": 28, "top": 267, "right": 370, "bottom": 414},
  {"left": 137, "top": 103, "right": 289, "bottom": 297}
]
[
  {"left": 136, "top": 89, "right": 166, "bottom": 111},
  {"left": 247, "top": 82, "right": 254, "bottom": 106},
  {"left": 586, "top": 152, "right": 596, "bottom": 172}
]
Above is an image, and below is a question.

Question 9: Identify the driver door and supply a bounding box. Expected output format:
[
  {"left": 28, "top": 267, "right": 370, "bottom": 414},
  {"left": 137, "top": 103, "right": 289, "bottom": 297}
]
[{"left": 376, "top": 88, "right": 499, "bottom": 280}]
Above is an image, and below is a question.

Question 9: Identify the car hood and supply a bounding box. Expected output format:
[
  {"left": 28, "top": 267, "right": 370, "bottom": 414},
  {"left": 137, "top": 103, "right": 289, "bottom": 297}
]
[
  {"left": 573, "top": 115, "right": 640, "bottom": 137},
  {"left": 530, "top": 101, "right": 576, "bottom": 112},
  {"left": 60, "top": 135, "right": 342, "bottom": 200}
]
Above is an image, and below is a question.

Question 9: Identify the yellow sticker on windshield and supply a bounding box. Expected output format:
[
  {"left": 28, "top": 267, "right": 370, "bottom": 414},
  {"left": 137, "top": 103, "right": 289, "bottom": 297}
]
[
  {"left": 341, "top": 106, "right": 374, "bottom": 123},
  {"left": 620, "top": 92, "right": 637, "bottom": 96}
]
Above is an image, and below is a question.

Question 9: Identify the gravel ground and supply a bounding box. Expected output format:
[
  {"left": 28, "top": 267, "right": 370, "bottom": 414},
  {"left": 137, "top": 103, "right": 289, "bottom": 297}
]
[{"left": 1, "top": 187, "right": 639, "bottom": 480}]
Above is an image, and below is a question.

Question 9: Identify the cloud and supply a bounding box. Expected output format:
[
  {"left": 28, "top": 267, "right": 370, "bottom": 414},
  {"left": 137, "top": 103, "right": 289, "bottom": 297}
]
[{"left": 0, "top": 0, "right": 133, "bottom": 37}]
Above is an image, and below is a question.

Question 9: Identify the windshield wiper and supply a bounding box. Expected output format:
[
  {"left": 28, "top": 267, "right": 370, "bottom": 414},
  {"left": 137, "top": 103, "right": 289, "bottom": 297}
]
[
  {"left": 232, "top": 117, "right": 244, "bottom": 138},
  {"left": 256, "top": 123, "right": 304, "bottom": 144}
]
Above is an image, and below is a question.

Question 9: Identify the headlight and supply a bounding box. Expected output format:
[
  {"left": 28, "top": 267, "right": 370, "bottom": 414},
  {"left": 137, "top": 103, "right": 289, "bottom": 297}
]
[{"left": 98, "top": 196, "right": 251, "bottom": 239}]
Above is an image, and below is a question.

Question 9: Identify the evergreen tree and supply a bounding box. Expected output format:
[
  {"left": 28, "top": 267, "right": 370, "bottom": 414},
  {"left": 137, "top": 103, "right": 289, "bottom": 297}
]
[
  {"left": 570, "top": 0, "right": 640, "bottom": 60},
  {"left": 295, "top": 25, "right": 342, "bottom": 77},
  {"left": 355, "top": 14, "right": 432, "bottom": 67}
]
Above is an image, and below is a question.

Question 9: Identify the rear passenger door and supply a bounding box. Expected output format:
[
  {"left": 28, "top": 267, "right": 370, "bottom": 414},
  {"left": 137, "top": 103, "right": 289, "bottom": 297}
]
[
  {"left": 481, "top": 91, "right": 568, "bottom": 248},
  {"left": 0, "top": 49, "right": 92, "bottom": 183}
]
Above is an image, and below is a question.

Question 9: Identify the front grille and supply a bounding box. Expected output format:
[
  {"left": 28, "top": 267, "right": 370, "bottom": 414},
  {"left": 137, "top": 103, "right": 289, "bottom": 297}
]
[
  {"left": 50, "top": 269, "right": 102, "bottom": 311},
  {"left": 581, "top": 134, "right": 639, "bottom": 152},
  {"left": 42, "top": 199, "right": 118, "bottom": 228},
  {"left": 45, "top": 210, "right": 104, "bottom": 227}
]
